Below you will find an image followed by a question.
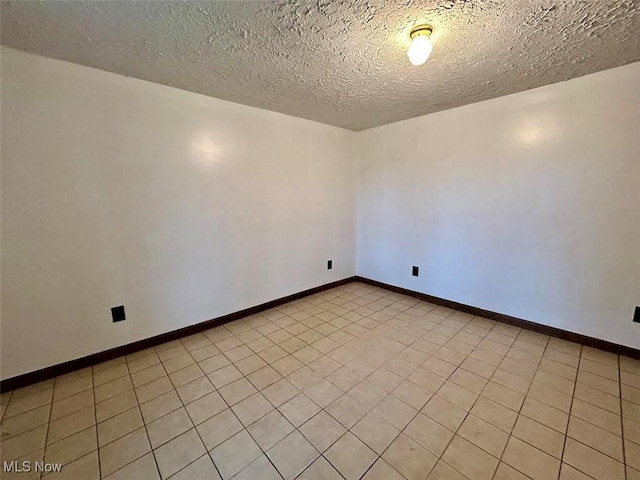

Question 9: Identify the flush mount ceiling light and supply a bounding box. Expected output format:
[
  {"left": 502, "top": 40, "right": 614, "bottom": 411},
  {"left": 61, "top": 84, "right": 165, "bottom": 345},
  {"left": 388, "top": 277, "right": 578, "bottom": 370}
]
[{"left": 407, "top": 25, "right": 433, "bottom": 66}]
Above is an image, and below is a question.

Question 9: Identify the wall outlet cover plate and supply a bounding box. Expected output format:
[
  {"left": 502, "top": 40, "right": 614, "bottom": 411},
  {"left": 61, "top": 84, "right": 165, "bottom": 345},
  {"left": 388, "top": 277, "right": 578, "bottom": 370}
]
[{"left": 112, "top": 305, "right": 126, "bottom": 322}]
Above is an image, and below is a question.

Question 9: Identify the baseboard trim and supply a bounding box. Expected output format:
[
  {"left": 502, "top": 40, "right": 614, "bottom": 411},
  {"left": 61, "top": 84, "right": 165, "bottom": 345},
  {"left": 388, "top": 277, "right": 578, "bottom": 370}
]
[
  {"left": 3, "top": 274, "right": 637, "bottom": 391},
  {"left": 0, "top": 276, "right": 357, "bottom": 392},
  {"left": 355, "top": 276, "right": 640, "bottom": 360}
]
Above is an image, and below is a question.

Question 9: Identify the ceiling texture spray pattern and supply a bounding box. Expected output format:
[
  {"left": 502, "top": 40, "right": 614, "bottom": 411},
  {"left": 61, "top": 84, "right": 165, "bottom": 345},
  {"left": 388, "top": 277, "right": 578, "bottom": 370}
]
[{"left": 2, "top": 0, "right": 639, "bottom": 130}]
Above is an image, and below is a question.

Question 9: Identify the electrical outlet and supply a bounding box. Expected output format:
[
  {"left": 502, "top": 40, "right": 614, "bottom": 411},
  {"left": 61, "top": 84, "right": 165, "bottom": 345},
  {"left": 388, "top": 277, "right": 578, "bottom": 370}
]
[
  {"left": 327, "top": 260, "right": 333, "bottom": 270},
  {"left": 111, "top": 305, "right": 126, "bottom": 323},
  {"left": 634, "top": 306, "right": 640, "bottom": 323},
  {"left": 412, "top": 266, "right": 419, "bottom": 277}
]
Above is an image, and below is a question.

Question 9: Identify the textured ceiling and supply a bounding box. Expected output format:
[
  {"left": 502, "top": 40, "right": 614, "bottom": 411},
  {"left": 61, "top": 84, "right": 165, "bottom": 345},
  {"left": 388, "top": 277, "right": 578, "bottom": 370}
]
[{"left": 2, "top": 1, "right": 639, "bottom": 130}]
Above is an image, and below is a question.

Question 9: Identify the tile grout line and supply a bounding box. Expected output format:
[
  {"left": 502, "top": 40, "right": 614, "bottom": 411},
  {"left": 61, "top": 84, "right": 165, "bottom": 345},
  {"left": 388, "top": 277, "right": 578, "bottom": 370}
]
[
  {"left": 124, "top": 356, "right": 164, "bottom": 480},
  {"left": 552, "top": 333, "right": 575, "bottom": 480},
  {"left": 620, "top": 354, "right": 628, "bottom": 480},
  {"left": 39, "top": 380, "right": 55, "bottom": 480},
  {"left": 91, "top": 370, "right": 101, "bottom": 480}
]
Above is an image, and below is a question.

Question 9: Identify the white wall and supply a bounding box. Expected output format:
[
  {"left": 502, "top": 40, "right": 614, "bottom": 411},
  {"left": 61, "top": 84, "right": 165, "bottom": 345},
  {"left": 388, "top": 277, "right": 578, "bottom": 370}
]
[
  {"left": 356, "top": 62, "right": 640, "bottom": 349},
  {"left": 1, "top": 48, "right": 356, "bottom": 379}
]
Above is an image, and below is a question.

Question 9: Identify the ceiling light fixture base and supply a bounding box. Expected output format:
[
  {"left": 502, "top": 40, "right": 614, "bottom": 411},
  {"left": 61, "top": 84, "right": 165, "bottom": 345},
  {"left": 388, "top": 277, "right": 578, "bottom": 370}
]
[{"left": 410, "top": 25, "right": 433, "bottom": 39}]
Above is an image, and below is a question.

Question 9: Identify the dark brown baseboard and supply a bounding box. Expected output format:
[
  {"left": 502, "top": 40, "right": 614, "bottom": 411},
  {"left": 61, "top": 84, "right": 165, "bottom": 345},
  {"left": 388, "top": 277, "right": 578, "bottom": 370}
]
[
  {"left": 355, "top": 276, "right": 640, "bottom": 360},
  {"left": 3, "top": 274, "right": 637, "bottom": 392},
  {"left": 0, "top": 277, "right": 357, "bottom": 392}
]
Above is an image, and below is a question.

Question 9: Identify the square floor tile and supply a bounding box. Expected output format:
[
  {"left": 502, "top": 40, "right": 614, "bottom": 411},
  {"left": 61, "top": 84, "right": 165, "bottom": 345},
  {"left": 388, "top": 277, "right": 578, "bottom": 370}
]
[
  {"left": 169, "top": 364, "right": 204, "bottom": 388},
  {"left": 421, "top": 395, "right": 467, "bottom": 431},
  {"left": 99, "top": 427, "right": 150, "bottom": 477},
  {"left": 437, "top": 381, "right": 478, "bottom": 411},
  {"left": 94, "top": 376, "right": 133, "bottom": 404},
  {"left": 408, "top": 367, "right": 446, "bottom": 393},
  {"left": 352, "top": 411, "right": 400, "bottom": 454},
  {"left": 235, "top": 354, "right": 268, "bottom": 375},
  {"left": 260, "top": 345, "right": 289, "bottom": 364},
  {"left": 97, "top": 407, "right": 143, "bottom": 448},
  {"left": 131, "top": 364, "right": 166, "bottom": 389},
  {"left": 427, "top": 460, "right": 469, "bottom": 480},
  {"left": 102, "top": 452, "right": 159, "bottom": 480},
  {"left": 442, "top": 435, "right": 499, "bottom": 480},
  {"left": 199, "top": 354, "right": 230, "bottom": 375},
  {"left": 325, "top": 432, "right": 377, "bottom": 480},
  {"left": 247, "top": 366, "right": 282, "bottom": 390},
  {"left": 208, "top": 365, "right": 243, "bottom": 389},
  {"left": 299, "top": 410, "right": 347, "bottom": 452},
  {"left": 362, "top": 458, "right": 405, "bottom": 480},
  {"left": 185, "top": 391, "right": 227, "bottom": 425},
  {"left": 140, "top": 390, "right": 182, "bottom": 424},
  {"left": 373, "top": 394, "right": 417, "bottom": 430},
  {"left": 392, "top": 380, "right": 432, "bottom": 410},
  {"left": 327, "top": 366, "right": 364, "bottom": 391},
  {"left": 278, "top": 393, "right": 321, "bottom": 427},
  {"left": 513, "top": 415, "right": 565, "bottom": 459},
  {"left": 304, "top": 379, "right": 342, "bottom": 408},
  {"left": 571, "top": 398, "right": 621, "bottom": 435},
  {"left": 46, "top": 406, "right": 95, "bottom": 445},
  {"left": 45, "top": 426, "right": 97, "bottom": 466},
  {"left": 97, "top": 390, "right": 137, "bottom": 423},
  {"left": 234, "top": 455, "right": 282, "bottom": 480},
  {"left": 210, "top": 430, "right": 261, "bottom": 480},
  {"left": 293, "top": 345, "right": 324, "bottom": 364},
  {"left": 146, "top": 408, "right": 193, "bottom": 449},
  {"left": 404, "top": 413, "right": 454, "bottom": 457},
  {"left": 262, "top": 378, "right": 300, "bottom": 407},
  {"left": 567, "top": 415, "right": 624, "bottom": 461},
  {"left": 298, "top": 456, "right": 344, "bottom": 480},
  {"left": 481, "top": 382, "right": 525, "bottom": 412},
  {"left": 458, "top": 414, "right": 509, "bottom": 458},
  {"left": 272, "top": 355, "right": 305, "bottom": 376},
  {"left": 325, "top": 393, "right": 368, "bottom": 429},
  {"left": 176, "top": 376, "right": 215, "bottom": 405},
  {"left": 519, "top": 397, "right": 568, "bottom": 433},
  {"left": 563, "top": 437, "right": 625, "bottom": 480},
  {"left": 169, "top": 454, "right": 221, "bottom": 480},
  {"left": 218, "top": 378, "right": 257, "bottom": 406},
  {"left": 288, "top": 366, "right": 323, "bottom": 390},
  {"left": 45, "top": 451, "right": 99, "bottom": 480},
  {"left": 50, "top": 390, "right": 93, "bottom": 421},
  {"left": 3, "top": 424, "right": 47, "bottom": 460},
  {"left": 0, "top": 405, "right": 47, "bottom": 440},
  {"left": 247, "top": 409, "right": 294, "bottom": 450},
  {"left": 231, "top": 392, "right": 274, "bottom": 426},
  {"left": 267, "top": 430, "right": 319, "bottom": 480},
  {"left": 136, "top": 377, "right": 174, "bottom": 405},
  {"left": 501, "top": 436, "right": 560, "bottom": 480},
  {"left": 309, "top": 356, "right": 341, "bottom": 376},
  {"left": 225, "top": 345, "right": 253, "bottom": 363},
  {"left": 196, "top": 409, "right": 243, "bottom": 451},
  {"left": 382, "top": 433, "right": 438, "bottom": 480}
]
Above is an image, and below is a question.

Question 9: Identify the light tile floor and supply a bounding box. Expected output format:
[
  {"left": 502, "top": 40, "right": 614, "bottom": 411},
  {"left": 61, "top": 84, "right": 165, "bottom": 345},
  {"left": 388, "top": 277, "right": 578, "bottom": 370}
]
[{"left": 1, "top": 282, "right": 639, "bottom": 480}]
